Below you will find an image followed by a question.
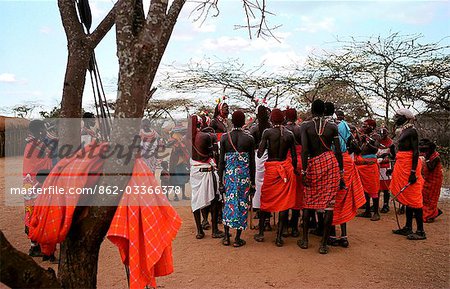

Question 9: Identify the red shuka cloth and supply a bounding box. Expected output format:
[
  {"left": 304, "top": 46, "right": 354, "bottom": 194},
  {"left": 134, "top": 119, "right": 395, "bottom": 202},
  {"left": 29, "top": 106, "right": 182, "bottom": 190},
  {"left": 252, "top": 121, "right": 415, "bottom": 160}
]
[
  {"left": 380, "top": 179, "right": 391, "bottom": 191},
  {"left": 23, "top": 138, "right": 53, "bottom": 181},
  {"left": 260, "top": 158, "right": 297, "bottom": 212},
  {"left": 333, "top": 152, "right": 366, "bottom": 225},
  {"left": 421, "top": 152, "right": 443, "bottom": 221},
  {"left": 356, "top": 156, "right": 380, "bottom": 198},
  {"left": 303, "top": 151, "right": 339, "bottom": 210},
  {"left": 29, "top": 143, "right": 182, "bottom": 289},
  {"left": 390, "top": 151, "right": 424, "bottom": 208}
]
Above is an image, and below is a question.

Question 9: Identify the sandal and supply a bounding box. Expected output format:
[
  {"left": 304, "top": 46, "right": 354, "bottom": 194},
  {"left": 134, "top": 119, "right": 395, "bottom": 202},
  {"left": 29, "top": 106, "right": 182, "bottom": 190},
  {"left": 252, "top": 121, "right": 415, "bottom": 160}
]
[
  {"left": 370, "top": 213, "right": 381, "bottom": 221},
  {"left": 392, "top": 227, "right": 413, "bottom": 236},
  {"left": 319, "top": 245, "right": 329, "bottom": 254},
  {"left": 253, "top": 233, "right": 264, "bottom": 242},
  {"left": 297, "top": 239, "right": 308, "bottom": 249},
  {"left": 212, "top": 230, "right": 225, "bottom": 238},
  {"left": 339, "top": 237, "right": 349, "bottom": 248},
  {"left": 327, "top": 237, "right": 340, "bottom": 246},
  {"left": 201, "top": 220, "right": 211, "bottom": 230},
  {"left": 407, "top": 231, "right": 426, "bottom": 240},
  {"left": 233, "top": 239, "right": 246, "bottom": 247},
  {"left": 222, "top": 238, "right": 231, "bottom": 246},
  {"left": 275, "top": 238, "right": 284, "bottom": 247},
  {"left": 196, "top": 232, "right": 205, "bottom": 239},
  {"left": 356, "top": 211, "right": 372, "bottom": 218}
]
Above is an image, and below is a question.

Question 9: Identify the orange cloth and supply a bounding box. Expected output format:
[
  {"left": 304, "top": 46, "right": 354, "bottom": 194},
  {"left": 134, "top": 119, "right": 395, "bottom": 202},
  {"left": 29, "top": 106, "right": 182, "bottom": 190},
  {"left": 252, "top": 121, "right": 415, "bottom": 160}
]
[
  {"left": 390, "top": 151, "right": 424, "bottom": 208},
  {"left": 333, "top": 152, "right": 366, "bottom": 225},
  {"left": 356, "top": 156, "right": 380, "bottom": 198},
  {"left": 421, "top": 152, "right": 443, "bottom": 221},
  {"left": 28, "top": 144, "right": 105, "bottom": 255},
  {"left": 260, "top": 159, "right": 297, "bottom": 212},
  {"left": 107, "top": 159, "right": 182, "bottom": 289},
  {"left": 29, "top": 143, "right": 182, "bottom": 288}
]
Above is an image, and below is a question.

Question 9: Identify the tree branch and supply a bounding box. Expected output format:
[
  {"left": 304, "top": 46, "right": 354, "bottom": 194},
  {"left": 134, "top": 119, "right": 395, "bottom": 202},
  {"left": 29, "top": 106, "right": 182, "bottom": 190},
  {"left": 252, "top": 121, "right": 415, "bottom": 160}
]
[
  {"left": 0, "top": 230, "right": 61, "bottom": 289},
  {"left": 89, "top": 1, "right": 121, "bottom": 47}
]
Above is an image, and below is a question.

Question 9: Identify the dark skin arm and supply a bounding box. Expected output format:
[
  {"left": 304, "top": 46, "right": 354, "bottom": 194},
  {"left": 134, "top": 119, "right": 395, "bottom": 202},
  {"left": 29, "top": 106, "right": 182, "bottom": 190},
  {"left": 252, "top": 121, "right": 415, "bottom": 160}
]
[
  {"left": 257, "top": 129, "right": 268, "bottom": 159},
  {"left": 218, "top": 135, "right": 227, "bottom": 185},
  {"left": 425, "top": 157, "right": 440, "bottom": 171},
  {"left": 248, "top": 136, "right": 256, "bottom": 186},
  {"left": 398, "top": 127, "right": 419, "bottom": 184},
  {"left": 300, "top": 123, "right": 309, "bottom": 173},
  {"left": 290, "top": 136, "right": 298, "bottom": 173},
  {"left": 248, "top": 136, "right": 256, "bottom": 200},
  {"left": 329, "top": 124, "right": 343, "bottom": 171}
]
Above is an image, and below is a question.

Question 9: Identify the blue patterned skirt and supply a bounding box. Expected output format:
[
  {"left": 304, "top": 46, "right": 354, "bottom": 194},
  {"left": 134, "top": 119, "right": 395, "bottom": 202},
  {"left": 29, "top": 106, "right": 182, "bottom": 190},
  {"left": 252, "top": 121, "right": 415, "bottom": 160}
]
[{"left": 223, "top": 152, "right": 251, "bottom": 230}]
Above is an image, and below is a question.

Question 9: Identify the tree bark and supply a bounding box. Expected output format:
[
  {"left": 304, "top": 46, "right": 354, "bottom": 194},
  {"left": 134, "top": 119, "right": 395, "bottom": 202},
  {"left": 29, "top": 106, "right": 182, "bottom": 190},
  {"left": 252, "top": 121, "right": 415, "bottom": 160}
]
[
  {"left": 57, "top": 0, "right": 185, "bottom": 288},
  {"left": 55, "top": 1, "right": 120, "bottom": 287},
  {"left": 0, "top": 230, "right": 61, "bottom": 289}
]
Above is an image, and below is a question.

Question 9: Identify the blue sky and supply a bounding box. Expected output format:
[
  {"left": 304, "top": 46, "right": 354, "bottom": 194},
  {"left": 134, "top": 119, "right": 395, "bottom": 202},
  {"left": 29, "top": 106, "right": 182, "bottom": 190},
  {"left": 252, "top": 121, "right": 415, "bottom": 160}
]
[{"left": 0, "top": 0, "right": 449, "bottom": 116}]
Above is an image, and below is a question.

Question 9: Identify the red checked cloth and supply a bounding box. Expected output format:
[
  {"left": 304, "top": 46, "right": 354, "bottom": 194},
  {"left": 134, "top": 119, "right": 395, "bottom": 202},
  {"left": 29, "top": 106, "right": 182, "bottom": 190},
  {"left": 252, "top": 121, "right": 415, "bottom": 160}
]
[
  {"left": 29, "top": 143, "right": 182, "bottom": 288},
  {"left": 260, "top": 158, "right": 297, "bottom": 212},
  {"left": 421, "top": 152, "right": 443, "bottom": 221},
  {"left": 333, "top": 152, "right": 366, "bottom": 225},
  {"left": 303, "top": 151, "right": 339, "bottom": 210}
]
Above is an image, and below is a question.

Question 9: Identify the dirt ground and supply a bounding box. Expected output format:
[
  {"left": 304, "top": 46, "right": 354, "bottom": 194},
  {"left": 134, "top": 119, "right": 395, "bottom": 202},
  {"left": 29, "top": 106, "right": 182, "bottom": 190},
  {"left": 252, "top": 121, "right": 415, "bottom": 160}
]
[{"left": 1, "top": 156, "right": 449, "bottom": 289}]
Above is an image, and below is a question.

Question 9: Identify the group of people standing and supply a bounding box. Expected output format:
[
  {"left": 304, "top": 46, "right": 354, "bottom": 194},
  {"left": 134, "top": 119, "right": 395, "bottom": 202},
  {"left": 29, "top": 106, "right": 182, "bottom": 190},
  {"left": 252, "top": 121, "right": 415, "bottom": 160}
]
[
  {"left": 189, "top": 99, "right": 444, "bottom": 254},
  {"left": 21, "top": 101, "right": 444, "bottom": 258}
]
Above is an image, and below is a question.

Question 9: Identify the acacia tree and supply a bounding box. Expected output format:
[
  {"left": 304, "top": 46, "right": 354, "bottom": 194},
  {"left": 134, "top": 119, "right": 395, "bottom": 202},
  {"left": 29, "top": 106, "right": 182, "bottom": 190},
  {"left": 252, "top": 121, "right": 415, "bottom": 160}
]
[
  {"left": 305, "top": 33, "right": 450, "bottom": 125},
  {"left": 161, "top": 58, "right": 307, "bottom": 110},
  {"left": 296, "top": 78, "right": 368, "bottom": 124},
  {"left": 1, "top": 0, "right": 276, "bottom": 288}
]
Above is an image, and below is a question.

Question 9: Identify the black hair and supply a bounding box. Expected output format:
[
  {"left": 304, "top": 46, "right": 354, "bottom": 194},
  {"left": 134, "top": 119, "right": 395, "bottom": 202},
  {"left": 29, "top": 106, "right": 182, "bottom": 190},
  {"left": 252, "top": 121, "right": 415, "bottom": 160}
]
[
  {"left": 311, "top": 99, "right": 325, "bottom": 116},
  {"left": 324, "top": 102, "right": 335, "bottom": 117}
]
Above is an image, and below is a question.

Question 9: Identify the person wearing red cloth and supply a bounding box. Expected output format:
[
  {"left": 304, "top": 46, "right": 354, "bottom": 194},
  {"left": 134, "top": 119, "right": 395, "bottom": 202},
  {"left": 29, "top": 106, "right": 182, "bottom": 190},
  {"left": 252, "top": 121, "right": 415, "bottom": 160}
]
[
  {"left": 299, "top": 99, "right": 345, "bottom": 254},
  {"left": 390, "top": 108, "right": 426, "bottom": 240},
  {"left": 377, "top": 127, "right": 396, "bottom": 213},
  {"left": 253, "top": 108, "right": 298, "bottom": 247},
  {"left": 328, "top": 110, "right": 366, "bottom": 248},
  {"left": 22, "top": 120, "right": 53, "bottom": 258},
  {"left": 284, "top": 107, "right": 303, "bottom": 238},
  {"left": 356, "top": 119, "right": 382, "bottom": 221},
  {"left": 419, "top": 139, "right": 444, "bottom": 223}
]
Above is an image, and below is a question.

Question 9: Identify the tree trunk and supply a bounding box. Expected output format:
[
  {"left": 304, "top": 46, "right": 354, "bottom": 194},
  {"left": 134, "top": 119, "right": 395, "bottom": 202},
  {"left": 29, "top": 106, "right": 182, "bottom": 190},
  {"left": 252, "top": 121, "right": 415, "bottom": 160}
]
[{"left": 59, "top": 48, "right": 92, "bottom": 149}]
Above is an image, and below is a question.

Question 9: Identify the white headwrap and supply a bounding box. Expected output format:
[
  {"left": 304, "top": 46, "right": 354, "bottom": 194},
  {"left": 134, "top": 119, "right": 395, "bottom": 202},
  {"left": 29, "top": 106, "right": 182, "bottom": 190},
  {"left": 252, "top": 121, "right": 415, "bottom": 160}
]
[{"left": 395, "top": 108, "right": 415, "bottom": 120}]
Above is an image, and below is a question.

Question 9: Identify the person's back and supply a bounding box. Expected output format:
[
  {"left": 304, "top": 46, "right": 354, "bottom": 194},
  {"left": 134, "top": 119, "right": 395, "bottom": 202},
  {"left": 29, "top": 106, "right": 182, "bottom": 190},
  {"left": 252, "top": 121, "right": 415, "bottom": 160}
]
[{"left": 301, "top": 119, "right": 338, "bottom": 158}]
